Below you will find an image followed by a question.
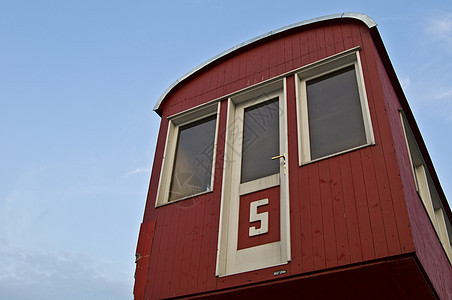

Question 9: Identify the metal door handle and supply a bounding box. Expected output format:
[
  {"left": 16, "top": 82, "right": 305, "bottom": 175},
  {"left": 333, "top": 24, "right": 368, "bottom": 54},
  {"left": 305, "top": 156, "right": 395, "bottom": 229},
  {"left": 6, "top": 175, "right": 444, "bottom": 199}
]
[{"left": 271, "top": 153, "right": 286, "bottom": 175}]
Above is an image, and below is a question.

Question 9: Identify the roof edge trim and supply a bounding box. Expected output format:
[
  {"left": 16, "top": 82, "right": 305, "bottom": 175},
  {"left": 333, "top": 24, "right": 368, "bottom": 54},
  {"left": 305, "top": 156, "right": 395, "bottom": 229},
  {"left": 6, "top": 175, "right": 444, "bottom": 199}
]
[{"left": 154, "top": 12, "right": 377, "bottom": 112}]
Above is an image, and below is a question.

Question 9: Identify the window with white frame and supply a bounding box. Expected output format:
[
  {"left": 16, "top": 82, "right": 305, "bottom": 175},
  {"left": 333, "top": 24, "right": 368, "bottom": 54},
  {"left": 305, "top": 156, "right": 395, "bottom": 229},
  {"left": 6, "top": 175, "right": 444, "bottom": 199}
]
[
  {"left": 296, "top": 49, "right": 374, "bottom": 164},
  {"left": 400, "top": 111, "right": 452, "bottom": 264},
  {"left": 155, "top": 103, "right": 219, "bottom": 206}
]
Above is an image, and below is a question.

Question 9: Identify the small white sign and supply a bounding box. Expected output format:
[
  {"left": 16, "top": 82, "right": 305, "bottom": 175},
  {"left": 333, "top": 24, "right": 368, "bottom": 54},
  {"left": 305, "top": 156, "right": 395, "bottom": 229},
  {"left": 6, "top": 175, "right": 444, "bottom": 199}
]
[{"left": 273, "top": 270, "right": 287, "bottom": 276}]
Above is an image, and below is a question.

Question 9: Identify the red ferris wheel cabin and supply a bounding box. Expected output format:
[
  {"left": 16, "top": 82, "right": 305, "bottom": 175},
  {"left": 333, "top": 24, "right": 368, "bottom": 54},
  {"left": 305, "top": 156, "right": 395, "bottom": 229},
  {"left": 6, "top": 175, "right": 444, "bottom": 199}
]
[{"left": 134, "top": 13, "right": 452, "bottom": 299}]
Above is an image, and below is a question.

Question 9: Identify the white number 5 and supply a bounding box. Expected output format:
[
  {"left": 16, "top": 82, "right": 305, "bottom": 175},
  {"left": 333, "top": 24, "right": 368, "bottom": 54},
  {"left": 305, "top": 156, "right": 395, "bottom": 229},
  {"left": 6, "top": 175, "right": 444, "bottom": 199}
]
[{"left": 249, "top": 198, "right": 269, "bottom": 237}]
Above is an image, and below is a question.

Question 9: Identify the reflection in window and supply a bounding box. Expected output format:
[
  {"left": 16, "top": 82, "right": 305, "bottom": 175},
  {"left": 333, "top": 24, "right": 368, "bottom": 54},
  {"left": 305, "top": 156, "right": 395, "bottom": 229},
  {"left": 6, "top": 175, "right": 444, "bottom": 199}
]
[
  {"left": 169, "top": 115, "right": 217, "bottom": 201},
  {"left": 307, "top": 66, "right": 367, "bottom": 160},
  {"left": 241, "top": 98, "right": 280, "bottom": 183}
]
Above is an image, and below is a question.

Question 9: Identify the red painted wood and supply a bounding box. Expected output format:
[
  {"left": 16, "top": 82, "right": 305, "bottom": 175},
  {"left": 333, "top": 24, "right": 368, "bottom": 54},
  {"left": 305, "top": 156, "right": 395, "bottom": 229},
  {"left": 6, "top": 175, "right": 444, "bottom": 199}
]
[
  {"left": 260, "top": 43, "right": 270, "bottom": 82},
  {"left": 222, "top": 58, "right": 234, "bottom": 94},
  {"left": 134, "top": 220, "right": 156, "bottom": 300},
  {"left": 186, "top": 194, "right": 207, "bottom": 294},
  {"left": 214, "top": 63, "right": 226, "bottom": 99},
  {"left": 196, "top": 196, "right": 219, "bottom": 293},
  {"left": 186, "top": 76, "right": 198, "bottom": 103},
  {"left": 325, "top": 26, "right": 337, "bottom": 57},
  {"left": 291, "top": 33, "right": 301, "bottom": 68},
  {"left": 341, "top": 23, "right": 354, "bottom": 49},
  {"left": 229, "top": 56, "right": 241, "bottom": 92},
  {"left": 299, "top": 28, "right": 309, "bottom": 57},
  {"left": 332, "top": 24, "right": 345, "bottom": 53},
  {"left": 315, "top": 27, "right": 327, "bottom": 61},
  {"left": 137, "top": 19, "right": 450, "bottom": 299},
  {"left": 359, "top": 31, "right": 405, "bottom": 256},
  {"left": 176, "top": 201, "right": 198, "bottom": 293},
  {"left": 361, "top": 147, "right": 389, "bottom": 258},
  {"left": 253, "top": 46, "right": 264, "bottom": 79},
  {"left": 329, "top": 157, "right": 351, "bottom": 266},
  {"left": 324, "top": 24, "right": 334, "bottom": 47},
  {"left": 299, "top": 163, "right": 314, "bottom": 272},
  {"left": 158, "top": 206, "right": 182, "bottom": 298},
  {"left": 307, "top": 28, "right": 319, "bottom": 63},
  {"left": 339, "top": 154, "right": 363, "bottom": 263},
  {"left": 276, "top": 36, "right": 286, "bottom": 75},
  {"left": 284, "top": 35, "right": 293, "bottom": 71},
  {"left": 144, "top": 206, "right": 173, "bottom": 299},
  {"left": 349, "top": 151, "right": 375, "bottom": 260},
  {"left": 370, "top": 37, "right": 414, "bottom": 253},
  {"left": 195, "top": 198, "right": 212, "bottom": 292},
  {"left": 318, "top": 160, "right": 337, "bottom": 268},
  {"left": 308, "top": 163, "right": 325, "bottom": 270},
  {"left": 371, "top": 144, "right": 402, "bottom": 255},
  {"left": 166, "top": 205, "right": 191, "bottom": 298},
  {"left": 206, "top": 200, "right": 220, "bottom": 292}
]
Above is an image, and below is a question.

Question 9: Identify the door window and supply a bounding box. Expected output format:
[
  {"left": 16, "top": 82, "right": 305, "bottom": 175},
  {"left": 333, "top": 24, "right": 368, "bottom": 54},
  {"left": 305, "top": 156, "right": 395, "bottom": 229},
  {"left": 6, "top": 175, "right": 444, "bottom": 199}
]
[{"left": 241, "top": 98, "right": 280, "bottom": 183}]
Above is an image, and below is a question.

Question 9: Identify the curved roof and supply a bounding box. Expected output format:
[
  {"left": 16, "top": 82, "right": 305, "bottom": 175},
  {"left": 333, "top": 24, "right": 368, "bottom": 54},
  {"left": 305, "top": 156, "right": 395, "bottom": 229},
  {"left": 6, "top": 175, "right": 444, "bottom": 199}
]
[{"left": 154, "top": 13, "right": 377, "bottom": 112}]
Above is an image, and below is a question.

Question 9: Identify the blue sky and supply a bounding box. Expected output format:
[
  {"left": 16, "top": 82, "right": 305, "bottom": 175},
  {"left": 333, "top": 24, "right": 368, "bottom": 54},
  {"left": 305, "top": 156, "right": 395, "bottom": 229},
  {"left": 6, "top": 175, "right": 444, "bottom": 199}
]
[{"left": 1, "top": 1, "right": 451, "bottom": 299}]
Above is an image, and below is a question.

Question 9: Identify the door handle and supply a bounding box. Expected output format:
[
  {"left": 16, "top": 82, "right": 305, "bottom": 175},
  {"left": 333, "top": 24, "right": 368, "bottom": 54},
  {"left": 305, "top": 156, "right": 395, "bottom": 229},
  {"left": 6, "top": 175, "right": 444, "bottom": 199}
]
[{"left": 271, "top": 153, "right": 286, "bottom": 175}]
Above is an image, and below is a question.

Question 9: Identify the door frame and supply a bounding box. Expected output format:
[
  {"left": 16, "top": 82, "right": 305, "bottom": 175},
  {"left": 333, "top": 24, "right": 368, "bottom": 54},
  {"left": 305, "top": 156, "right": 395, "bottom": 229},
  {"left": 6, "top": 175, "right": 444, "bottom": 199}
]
[{"left": 216, "top": 79, "right": 291, "bottom": 276}]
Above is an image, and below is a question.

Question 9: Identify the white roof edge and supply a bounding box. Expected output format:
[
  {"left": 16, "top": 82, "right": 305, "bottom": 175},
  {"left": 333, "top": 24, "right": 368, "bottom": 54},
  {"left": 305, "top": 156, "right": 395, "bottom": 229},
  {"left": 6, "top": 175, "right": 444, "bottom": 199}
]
[{"left": 154, "top": 13, "right": 377, "bottom": 112}]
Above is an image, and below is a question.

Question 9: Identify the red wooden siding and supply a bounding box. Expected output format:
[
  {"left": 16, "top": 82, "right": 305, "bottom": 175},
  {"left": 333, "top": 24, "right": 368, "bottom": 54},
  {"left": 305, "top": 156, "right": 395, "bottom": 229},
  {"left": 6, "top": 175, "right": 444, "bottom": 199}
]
[
  {"left": 137, "top": 18, "right": 451, "bottom": 299},
  {"left": 134, "top": 220, "right": 156, "bottom": 300},
  {"left": 159, "top": 22, "right": 372, "bottom": 118},
  {"left": 372, "top": 35, "right": 452, "bottom": 298}
]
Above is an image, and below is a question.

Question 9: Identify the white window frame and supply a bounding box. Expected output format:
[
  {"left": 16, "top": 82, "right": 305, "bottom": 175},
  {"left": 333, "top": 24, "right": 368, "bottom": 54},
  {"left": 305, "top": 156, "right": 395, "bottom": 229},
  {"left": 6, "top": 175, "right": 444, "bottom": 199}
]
[
  {"left": 400, "top": 111, "right": 452, "bottom": 264},
  {"left": 155, "top": 102, "right": 220, "bottom": 207},
  {"left": 295, "top": 49, "right": 375, "bottom": 165}
]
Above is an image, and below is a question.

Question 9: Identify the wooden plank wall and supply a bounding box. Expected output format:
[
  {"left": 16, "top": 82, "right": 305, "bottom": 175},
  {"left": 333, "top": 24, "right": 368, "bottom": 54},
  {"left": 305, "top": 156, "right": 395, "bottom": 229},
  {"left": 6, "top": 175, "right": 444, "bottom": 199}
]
[
  {"left": 140, "top": 20, "right": 416, "bottom": 299},
  {"left": 134, "top": 220, "right": 156, "bottom": 299},
  {"left": 375, "top": 36, "right": 452, "bottom": 298}
]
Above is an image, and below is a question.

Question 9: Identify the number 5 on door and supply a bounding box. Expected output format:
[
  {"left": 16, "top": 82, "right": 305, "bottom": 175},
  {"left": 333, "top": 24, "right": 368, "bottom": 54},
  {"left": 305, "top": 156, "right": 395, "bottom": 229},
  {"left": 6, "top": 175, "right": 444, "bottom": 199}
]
[{"left": 249, "top": 198, "right": 269, "bottom": 237}]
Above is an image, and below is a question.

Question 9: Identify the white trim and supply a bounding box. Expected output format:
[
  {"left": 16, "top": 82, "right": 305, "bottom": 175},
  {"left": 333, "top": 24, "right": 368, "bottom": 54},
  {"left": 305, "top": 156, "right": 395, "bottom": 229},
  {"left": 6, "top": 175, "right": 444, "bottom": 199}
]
[
  {"left": 239, "top": 174, "right": 280, "bottom": 196},
  {"left": 415, "top": 165, "right": 438, "bottom": 230},
  {"left": 399, "top": 111, "right": 419, "bottom": 191},
  {"left": 155, "top": 102, "right": 220, "bottom": 207},
  {"left": 355, "top": 51, "right": 375, "bottom": 146},
  {"left": 297, "top": 74, "right": 311, "bottom": 163},
  {"left": 281, "top": 77, "right": 291, "bottom": 262},
  {"left": 296, "top": 50, "right": 374, "bottom": 165},
  {"left": 216, "top": 99, "right": 235, "bottom": 276},
  {"left": 435, "top": 208, "right": 452, "bottom": 264},
  {"left": 211, "top": 102, "right": 221, "bottom": 195},
  {"left": 216, "top": 80, "right": 290, "bottom": 276}
]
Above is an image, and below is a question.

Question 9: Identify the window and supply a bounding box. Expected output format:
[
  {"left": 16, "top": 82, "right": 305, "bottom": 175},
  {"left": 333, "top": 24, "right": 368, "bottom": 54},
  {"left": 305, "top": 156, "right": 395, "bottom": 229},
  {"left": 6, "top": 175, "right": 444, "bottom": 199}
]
[
  {"left": 156, "top": 103, "right": 219, "bottom": 206},
  {"left": 241, "top": 98, "right": 280, "bottom": 183},
  {"left": 169, "top": 115, "right": 217, "bottom": 201},
  {"left": 400, "top": 111, "right": 452, "bottom": 263},
  {"left": 297, "top": 49, "right": 374, "bottom": 164}
]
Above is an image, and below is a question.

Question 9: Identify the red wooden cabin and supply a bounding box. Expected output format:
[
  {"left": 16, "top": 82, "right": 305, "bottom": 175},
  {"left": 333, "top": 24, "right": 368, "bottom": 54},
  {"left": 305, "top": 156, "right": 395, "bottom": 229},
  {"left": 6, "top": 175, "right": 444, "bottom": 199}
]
[{"left": 134, "top": 13, "right": 452, "bottom": 299}]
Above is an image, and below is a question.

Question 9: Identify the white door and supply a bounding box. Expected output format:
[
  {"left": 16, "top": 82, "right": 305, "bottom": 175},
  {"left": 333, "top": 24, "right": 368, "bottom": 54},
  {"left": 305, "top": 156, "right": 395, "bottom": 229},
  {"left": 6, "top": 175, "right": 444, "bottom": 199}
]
[{"left": 217, "top": 84, "right": 290, "bottom": 276}]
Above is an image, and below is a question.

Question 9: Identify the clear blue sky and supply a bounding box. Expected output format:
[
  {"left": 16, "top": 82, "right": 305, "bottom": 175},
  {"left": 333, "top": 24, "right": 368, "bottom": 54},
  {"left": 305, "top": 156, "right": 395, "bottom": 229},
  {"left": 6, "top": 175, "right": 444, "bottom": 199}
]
[{"left": 1, "top": 1, "right": 451, "bottom": 299}]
